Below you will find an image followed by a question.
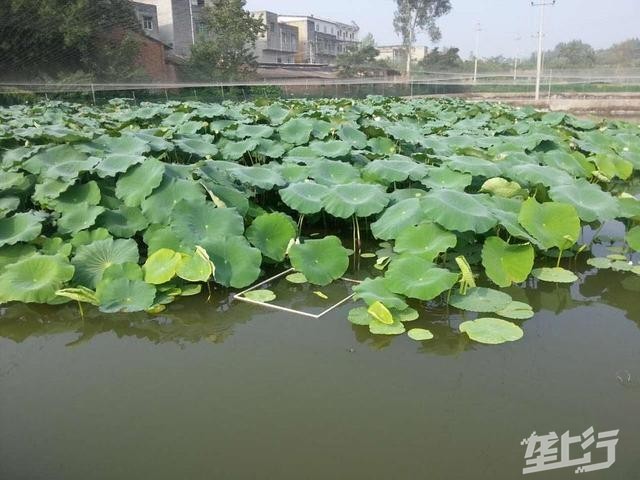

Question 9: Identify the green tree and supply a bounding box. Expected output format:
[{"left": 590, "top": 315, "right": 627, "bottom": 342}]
[
  {"left": 547, "top": 40, "right": 596, "bottom": 69},
  {"left": 596, "top": 38, "right": 640, "bottom": 67},
  {"left": 418, "top": 47, "right": 462, "bottom": 71},
  {"left": 393, "top": 0, "right": 451, "bottom": 77},
  {"left": 336, "top": 33, "right": 381, "bottom": 77},
  {"left": 0, "top": 0, "right": 143, "bottom": 81},
  {"left": 187, "top": 0, "right": 265, "bottom": 81}
]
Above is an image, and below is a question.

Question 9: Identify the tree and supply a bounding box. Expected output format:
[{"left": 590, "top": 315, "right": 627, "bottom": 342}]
[
  {"left": 418, "top": 46, "right": 462, "bottom": 70},
  {"left": 336, "top": 33, "right": 381, "bottom": 77},
  {"left": 188, "top": 0, "right": 265, "bottom": 81},
  {"left": 0, "top": 0, "right": 143, "bottom": 81},
  {"left": 393, "top": 0, "right": 451, "bottom": 77},
  {"left": 546, "top": 40, "right": 596, "bottom": 69},
  {"left": 596, "top": 38, "right": 640, "bottom": 67}
]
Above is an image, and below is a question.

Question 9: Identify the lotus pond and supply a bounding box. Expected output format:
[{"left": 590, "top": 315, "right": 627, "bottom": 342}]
[{"left": 1, "top": 97, "right": 640, "bottom": 478}]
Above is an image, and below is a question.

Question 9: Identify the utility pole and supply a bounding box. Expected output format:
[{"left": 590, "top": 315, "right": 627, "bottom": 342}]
[
  {"left": 531, "top": 0, "right": 556, "bottom": 100},
  {"left": 473, "top": 23, "right": 482, "bottom": 83},
  {"left": 513, "top": 35, "right": 521, "bottom": 81}
]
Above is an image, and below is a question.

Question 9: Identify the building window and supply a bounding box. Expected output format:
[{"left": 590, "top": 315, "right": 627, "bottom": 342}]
[
  {"left": 269, "top": 22, "right": 275, "bottom": 32},
  {"left": 315, "top": 24, "right": 319, "bottom": 31},
  {"left": 142, "top": 15, "right": 153, "bottom": 30},
  {"left": 191, "top": 0, "right": 205, "bottom": 5}
]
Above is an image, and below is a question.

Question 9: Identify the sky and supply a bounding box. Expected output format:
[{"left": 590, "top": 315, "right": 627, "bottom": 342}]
[{"left": 244, "top": 0, "right": 640, "bottom": 59}]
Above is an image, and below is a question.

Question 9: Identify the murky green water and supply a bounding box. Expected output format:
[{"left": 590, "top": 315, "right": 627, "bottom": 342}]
[{"left": 1, "top": 235, "right": 639, "bottom": 479}]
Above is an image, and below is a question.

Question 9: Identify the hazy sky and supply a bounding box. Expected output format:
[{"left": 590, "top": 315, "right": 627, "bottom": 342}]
[{"left": 245, "top": 0, "right": 639, "bottom": 59}]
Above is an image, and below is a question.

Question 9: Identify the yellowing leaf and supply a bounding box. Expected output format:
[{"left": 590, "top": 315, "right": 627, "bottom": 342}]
[{"left": 367, "top": 300, "right": 393, "bottom": 325}]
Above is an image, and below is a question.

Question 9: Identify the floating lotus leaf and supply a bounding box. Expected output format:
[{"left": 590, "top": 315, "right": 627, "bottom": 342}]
[
  {"left": 370, "top": 198, "right": 426, "bottom": 240},
  {"left": 288, "top": 236, "right": 349, "bottom": 286},
  {"left": 449, "top": 287, "right": 513, "bottom": 313},
  {"left": 323, "top": 184, "right": 389, "bottom": 218},
  {"left": 279, "top": 182, "right": 329, "bottom": 214},
  {"left": 611, "top": 260, "right": 633, "bottom": 272},
  {"left": 221, "top": 138, "right": 259, "bottom": 160},
  {"left": 98, "top": 206, "right": 149, "bottom": 238},
  {"left": 173, "top": 138, "right": 218, "bottom": 157},
  {"left": 202, "top": 236, "right": 262, "bottom": 288},
  {"left": 234, "top": 124, "right": 274, "bottom": 139},
  {"left": 278, "top": 118, "right": 313, "bottom": 145},
  {"left": 363, "top": 156, "right": 428, "bottom": 183},
  {"left": 548, "top": 179, "right": 619, "bottom": 222},
  {"left": 422, "top": 190, "right": 497, "bottom": 233},
  {"left": 246, "top": 212, "right": 297, "bottom": 261},
  {"left": 348, "top": 306, "right": 371, "bottom": 326},
  {"left": 627, "top": 226, "right": 640, "bottom": 252},
  {"left": 309, "top": 160, "right": 360, "bottom": 186},
  {"left": 481, "top": 237, "right": 534, "bottom": 287},
  {"left": 94, "top": 154, "right": 145, "bottom": 178},
  {"left": 531, "top": 267, "right": 578, "bottom": 283},
  {"left": 244, "top": 289, "right": 276, "bottom": 302},
  {"left": 176, "top": 247, "right": 214, "bottom": 282},
  {"left": 421, "top": 167, "right": 472, "bottom": 191},
  {"left": 394, "top": 222, "right": 457, "bottom": 261},
  {"left": 170, "top": 199, "right": 244, "bottom": 247},
  {"left": 407, "top": 328, "right": 434, "bottom": 341},
  {"left": 367, "top": 137, "right": 397, "bottom": 156},
  {"left": 587, "top": 257, "right": 612, "bottom": 269},
  {"left": 0, "top": 212, "right": 43, "bottom": 247},
  {"left": 384, "top": 255, "right": 458, "bottom": 301},
  {"left": 496, "top": 301, "right": 534, "bottom": 319},
  {"left": 367, "top": 301, "right": 393, "bottom": 325},
  {"left": 229, "top": 165, "right": 285, "bottom": 190},
  {"left": 309, "top": 140, "right": 351, "bottom": 158},
  {"left": 518, "top": 198, "right": 580, "bottom": 250},
  {"left": 369, "top": 317, "right": 406, "bottom": 335},
  {"left": 285, "top": 272, "right": 307, "bottom": 284},
  {"left": 0, "top": 254, "right": 74, "bottom": 304},
  {"left": 57, "top": 203, "right": 105, "bottom": 235},
  {"left": 71, "top": 237, "right": 139, "bottom": 288},
  {"left": 115, "top": 157, "right": 165, "bottom": 207},
  {"left": 141, "top": 178, "right": 205, "bottom": 224},
  {"left": 143, "top": 248, "right": 183, "bottom": 284},
  {"left": 96, "top": 276, "right": 156, "bottom": 313},
  {"left": 459, "top": 317, "right": 524, "bottom": 344},
  {"left": 352, "top": 277, "right": 408, "bottom": 310},
  {"left": 480, "top": 177, "right": 522, "bottom": 198},
  {"left": 338, "top": 124, "right": 368, "bottom": 149}
]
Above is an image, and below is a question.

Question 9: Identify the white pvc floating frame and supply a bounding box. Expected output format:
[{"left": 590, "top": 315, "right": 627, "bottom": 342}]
[{"left": 233, "top": 268, "right": 361, "bottom": 319}]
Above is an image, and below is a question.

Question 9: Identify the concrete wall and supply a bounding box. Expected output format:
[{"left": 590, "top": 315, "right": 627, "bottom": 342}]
[
  {"left": 134, "top": 0, "right": 174, "bottom": 47},
  {"left": 253, "top": 11, "right": 299, "bottom": 63},
  {"left": 132, "top": 1, "right": 161, "bottom": 41}
]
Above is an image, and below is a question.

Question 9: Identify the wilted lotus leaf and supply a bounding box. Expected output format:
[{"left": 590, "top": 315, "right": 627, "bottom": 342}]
[
  {"left": 0, "top": 254, "right": 74, "bottom": 304},
  {"left": 459, "top": 317, "right": 524, "bottom": 344},
  {"left": 422, "top": 190, "right": 497, "bottom": 233},
  {"left": 480, "top": 177, "right": 522, "bottom": 198},
  {"left": 367, "top": 300, "right": 393, "bottom": 325},
  {"left": 531, "top": 267, "right": 578, "bottom": 283},
  {"left": 71, "top": 237, "right": 139, "bottom": 288},
  {"left": 481, "top": 237, "right": 534, "bottom": 287},
  {"left": 0, "top": 212, "right": 43, "bottom": 247},
  {"left": 518, "top": 198, "right": 580, "bottom": 250},
  {"left": 115, "top": 157, "right": 165, "bottom": 207},
  {"left": 449, "top": 287, "right": 513, "bottom": 313},
  {"left": 246, "top": 212, "right": 297, "bottom": 261},
  {"left": 279, "top": 181, "right": 329, "bottom": 214},
  {"left": 288, "top": 236, "right": 349, "bottom": 286},
  {"left": 384, "top": 255, "right": 458, "bottom": 301},
  {"left": 352, "top": 277, "right": 408, "bottom": 310},
  {"left": 323, "top": 184, "right": 389, "bottom": 218},
  {"left": 394, "top": 222, "right": 457, "bottom": 261}
]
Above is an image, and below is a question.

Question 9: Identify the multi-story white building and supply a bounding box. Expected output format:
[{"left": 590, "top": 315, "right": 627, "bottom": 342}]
[
  {"left": 252, "top": 11, "right": 299, "bottom": 64},
  {"left": 377, "top": 45, "right": 428, "bottom": 65}
]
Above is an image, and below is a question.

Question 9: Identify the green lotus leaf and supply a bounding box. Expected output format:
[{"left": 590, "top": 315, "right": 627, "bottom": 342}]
[
  {"left": 202, "top": 236, "right": 262, "bottom": 288},
  {"left": 54, "top": 181, "right": 101, "bottom": 212},
  {"left": 96, "top": 276, "right": 156, "bottom": 313},
  {"left": 141, "top": 178, "right": 205, "bottom": 224},
  {"left": 367, "top": 300, "right": 393, "bottom": 325},
  {"left": 481, "top": 196, "right": 542, "bottom": 247},
  {"left": 0, "top": 171, "right": 31, "bottom": 191},
  {"left": 506, "top": 164, "right": 573, "bottom": 188},
  {"left": 285, "top": 272, "right": 307, "bottom": 284},
  {"left": 384, "top": 124, "right": 423, "bottom": 144},
  {"left": 97, "top": 206, "right": 149, "bottom": 238},
  {"left": 55, "top": 286, "right": 99, "bottom": 306},
  {"left": 518, "top": 198, "right": 580, "bottom": 250},
  {"left": 338, "top": 125, "right": 367, "bottom": 149},
  {"left": 370, "top": 198, "right": 426, "bottom": 240},
  {"left": 495, "top": 301, "right": 534, "bottom": 320},
  {"left": 176, "top": 247, "right": 214, "bottom": 283},
  {"left": 39, "top": 236, "right": 72, "bottom": 257},
  {"left": 384, "top": 255, "right": 458, "bottom": 301},
  {"left": 352, "top": 277, "right": 408, "bottom": 310},
  {"left": 369, "top": 317, "right": 406, "bottom": 335},
  {"left": 0, "top": 197, "right": 20, "bottom": 217},
  {"left": 92, "top": 135, "right": 150, "bottom": 155},
  {"left": 0, "top": 254, "right": 74, "bottom": 304},
  {"left": 309, "top": 140, "right": 351, "bottom": 158},
  {"left": 459, "top": 317, "right": 524, "bottom": 344},
  {"left": 221, "top": 138, "right": 259, "bottom": 160},
  {"left": 445, "top": 155, "right": 502, "bottom": 177},
  {"left": 173, "top": 138, "right": 219, "bottom": 157},
  {"left": 481, "top": 237, "right": 534, "bottom": 288},
  {"left": 246, "top": 212, "right": 297, "bottom": 261},
  {"left": 348, "top": 306, "right": 372, "bottom": 325},
  {"left": 531, "top": 267, "right": 578, "bottom": 283},
  {"left": 367, "top": 137, "right": 397, "bottom": 156},
  {"left": 593, "top": 153, "right": 633, "bottom": 180},
  {"left": 421, "top": 167, "right": 472, "bottom": 191},
  {"left": 618, "top": 194, "right": 640, "bottom": 219},
  {"left": 143, "top": 248, "right": 183, "bottom": 284},
  {"left": 548, "top": 179, "right": 619, "bottom": 222},
  {"left": 480, "top": 177, "right": 522, "bottom": 198},
  {"left": 23, "top": 145, "right": 91, "bottom": 178},
  {"left": 309, "top": 160, "right": 360, "bottom": 186},
  {"left": 255, "top": 139, "right": 286, "bottom": 158},
  {"left": 71, "top": 237, "right": 139, "bottom": 288},
  {"left": 115, "top": 157, "right": 165, "bottom": 207},
  {"left": 278, "top": 118, "right": 314, "bottom": 145},
  {"left": 70, "top": 228, "right": 111, "bottom": 249},
  {"left": 244, "top": 289, "right": 276, "bottom": 302},
  {"left": 0, "top": 212, "right": 43, "bottom": 247},
  {"left": 143, "top": 225, "right": 190, "bottom": 255},
  {"left": 449, "top": 287, "right": 513, "bottom": 313},
  {"left": 32, "top": 178, "right": 72, "bottom": 205},
  {"left": 276, "top": 163, "right": 309, "bottom": 183},
  {"left": 0, "top": 244, "right": 37, "bottom": 269},
  {"left": 541, "top": 150, "right": 594, "bottom": 177},
  {"left": 279, "top": 181, "right": 330, "bottom": 214},
  {"left": 94, "top": 154, "right": 145, "bottom": 178},
  {"left": 407, "top": 328, "right": 434, "bottom": 341},
  {"left": 169, "top": 199, "right": 244, "bottom": 248},
  {"left": 229, "top": 165, "right": 286, "bottom": 190},
  {"left": 288, "top": 236, "right": 349, "bottom": 286},
  {"left": 57, "top": 203, "right": 105, "bottom": 235},
  {"left": 124, "top": 132, "right": 174, "bottom": 152},
  {"left": 587, "top": 257, "right": 612, "bottom": 269},
  {"left": 611, "top": 260, "right": 633, "bottom": 272},
  {"left": 626, "top": 226, "right": 640, "bottom": 252},
  {"left": 422, "top": 190, "right": 497, "bottom": 233},
  {"left": 234, "top": 124, "right": 274, "bottom": 139},
  {"left": 394, "top": 222, "right": 457, "bottom": 261},
  {"left": 265, "top": 104, "right": 290, "bottom": 125},
  {"left": 323, "top": 183, "right": 389, "bottom": 218},
  {"left": 363, "top": 155, "right": 428, "bottom": 183}
]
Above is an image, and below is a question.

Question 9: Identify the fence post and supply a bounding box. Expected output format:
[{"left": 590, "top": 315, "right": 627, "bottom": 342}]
[{"left": 90, "top": 84, "right": 96, "bottom": 105}]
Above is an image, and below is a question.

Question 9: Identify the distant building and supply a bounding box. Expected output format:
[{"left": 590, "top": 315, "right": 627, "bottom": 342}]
[
  {"left": 277, "top": 15, "right": 359, "bottom": 64},
  {"left": 130, "top": 1, "right": 176, "bottom": 81},
  {"left": 252, "top": 11, "right": 299, "bottom": 64},
  {"left": 377, "top": 45, "right": 427, "bottom": 64}
]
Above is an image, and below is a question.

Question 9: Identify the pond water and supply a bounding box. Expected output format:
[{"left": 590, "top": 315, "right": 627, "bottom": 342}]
[{"left": 1, "top": 242, "right": 639, "bottom": 479}]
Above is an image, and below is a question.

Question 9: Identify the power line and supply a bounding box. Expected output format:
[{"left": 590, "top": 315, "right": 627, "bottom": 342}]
[{"left": 531, "top": 0, "right": 556, "bottom": 100}]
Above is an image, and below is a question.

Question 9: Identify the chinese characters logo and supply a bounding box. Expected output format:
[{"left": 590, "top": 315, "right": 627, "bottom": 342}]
[{"left": 521, "top": 427, "right": 619, "bottom": 475}]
